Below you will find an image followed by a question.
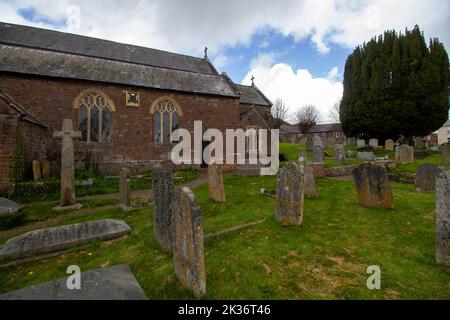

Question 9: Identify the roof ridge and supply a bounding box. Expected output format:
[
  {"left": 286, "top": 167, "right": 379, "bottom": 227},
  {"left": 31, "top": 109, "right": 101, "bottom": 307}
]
[{"left": 0, "top": 22, "right": 216, "bottom": 75}]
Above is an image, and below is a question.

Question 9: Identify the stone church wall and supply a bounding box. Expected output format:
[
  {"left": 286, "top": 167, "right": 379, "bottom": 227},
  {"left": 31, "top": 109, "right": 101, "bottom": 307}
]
[{"left": 0, "top": 73, "right": 241, "bottom": 174}]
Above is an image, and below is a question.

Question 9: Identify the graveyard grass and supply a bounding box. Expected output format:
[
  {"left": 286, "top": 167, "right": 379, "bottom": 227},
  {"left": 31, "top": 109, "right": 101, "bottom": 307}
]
[{"left": 1, "top": 174, "right": 449, "bottom": 299}]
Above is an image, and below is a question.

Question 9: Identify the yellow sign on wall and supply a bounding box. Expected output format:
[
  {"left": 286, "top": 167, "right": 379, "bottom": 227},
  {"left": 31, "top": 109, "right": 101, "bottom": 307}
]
[{"left": 125, "top": 91, "right": 140, "bottom": 107}]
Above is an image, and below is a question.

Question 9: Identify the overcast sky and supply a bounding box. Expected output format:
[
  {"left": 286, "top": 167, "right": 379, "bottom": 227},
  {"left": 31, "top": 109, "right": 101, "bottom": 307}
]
[{"left": 1, "top": 0, "right": 449, "bottom": 122}]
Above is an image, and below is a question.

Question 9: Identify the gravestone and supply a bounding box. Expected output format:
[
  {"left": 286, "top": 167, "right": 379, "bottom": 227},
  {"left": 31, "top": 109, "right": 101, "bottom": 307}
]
[
  {"left": 41, "top": 159, "right": 50, "bottom": 179},
  {"left": 385, "top": 139, "right": 394, "bottom": 151},
  {"left": 369, "top": 138, "right": 379, "bottom": 147},
  {"left": 357, "top": 139, "right": 366, "bottom": 147},
  {"left": 396, "top": 144, "right": 414, "bottom": 164},
  {"left": 32, "top": 160, "right": 41, "bottom": 181},
  {"left": 275, "top": 162, "right": 305, "bottom": 225},
  {"left": 435, "top": 169, "right": 449, "bottom": 266},
  {"left": 207, "top": 162, "right": 225, "bottom": 202},
  {"left": 53, "top": 119, "right": 82, "bottom": 210},
  {"left": 152, "top": 166, "right": 174, "bottom": 252},
  {"left": 312, "top": 137, "right": 324, "bottom": 165},
  {"left": 415, "top": 163, "right": 442, "bottom": 192},
  {"left": 442, "top": 143, "right": 450, "bottom": 166},
  {"left": 334, "top": 144, "right": 346, "bottom": 164},
  {"left": 0, "top": 198, "right": 25, "bottom": 229},
  {"left": 119, "top": 168, "right": 131, "bottom": 210},
  {"left": 303, "top": 161, "right": 317, "bottom": 199},
  {"left": 357, "top": 151, "right": 375, "bottom": 161},
  {"left": 0, "top": 264, "right": 147, "bottom": 300},
  {"left": 351, "top": 162, "right": 394, "bottom": 209},
  {"left": 172, "top": 187, "right": 206, "bottom": 297},
  {"left": 0, "top": 219, "right": 131, "bottom": 262},
  {"left": 414, "top": 137, "right": 425, "bottom": 148}
]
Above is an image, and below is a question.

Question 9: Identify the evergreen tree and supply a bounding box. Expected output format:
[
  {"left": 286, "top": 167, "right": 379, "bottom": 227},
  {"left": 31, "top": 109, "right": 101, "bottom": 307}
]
[{"left": 340, "top": 26, "right": 449, "bottom": 142}]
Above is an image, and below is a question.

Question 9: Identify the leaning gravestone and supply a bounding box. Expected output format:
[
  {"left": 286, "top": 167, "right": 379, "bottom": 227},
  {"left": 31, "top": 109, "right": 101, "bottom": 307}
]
[
  {"left": 415, "top": 163, "right": 442, "bottom": 192},
  {"left": 0, "top": 198, "right": 25, "bottom": 229},
  {"left": 119, "top": 168, "right": 131, "bottom": 210},
  {"left": 442, "top": 143, "right": 450, "bottom": 167},
  {"left": 32, "top": 160, "right": 41, "bottom": 181},
  {"left": 369, "top": 138, "right": 379, "bottom": 147},
  {"left": 172, "top": 187, "right": 206, "bottom": 297},
  {"left": 53, "top": 119, "right": 82, "bottom": 210},
  {"left": 334, "top": 144, "right": 346, "bottom": 164},
  {"left": 0, "top": 219, "right": 131, "bottom": 263},
  {"left": 275, "top": 162, "right": 305, "bottom": 225},
  {"left": 396, "top": 144, "right": 414, "bottom": 164},
  {"left": 0, "top": 264, "right": 147, "bottom": 300},
  {"left": 385, "top": 139, "right": 394, "bottom": 151},
  {"left": 152, "top": 166, "right": 174, "bottom": 252},
  {"left": 207, "top": 162, "right": 225, "bottom": 202},
  {"left": 436, "top": 169, "right": 449, "bottom": 266},
  {"left": 351, "top": 162, "right": 394, "bottom": 209}
]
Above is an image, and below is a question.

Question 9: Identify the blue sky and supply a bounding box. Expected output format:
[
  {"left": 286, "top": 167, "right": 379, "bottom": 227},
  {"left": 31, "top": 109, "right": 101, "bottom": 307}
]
[{"left": 1, "top": 0, "right": 449, "bottom": 121}]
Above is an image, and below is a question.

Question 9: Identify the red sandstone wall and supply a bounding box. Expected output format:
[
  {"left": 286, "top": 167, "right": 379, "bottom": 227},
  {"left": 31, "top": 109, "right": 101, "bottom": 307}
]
[
  {"left": 0, "top": 73, "right": 241, "bottom": 174},
  {"left": 0, "top": 114, "right": 17, "bottom": 193}
]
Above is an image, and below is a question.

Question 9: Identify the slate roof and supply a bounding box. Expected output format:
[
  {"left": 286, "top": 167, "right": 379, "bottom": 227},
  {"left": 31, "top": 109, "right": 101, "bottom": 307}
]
[
  {"left": 0, "top": 22, "right": 239, "bottom": 97},
  {"left": 235, "top": 84, "right": 272, "bottom": 107},
  {"left": 0, "top": 22, "right": 216, "bottom": 75},
  {"left": 0, "top": 88, "right": 47, "bottom": 127},
  {"left": 308, "top": 123, "right": 342, "bottom": 133}
]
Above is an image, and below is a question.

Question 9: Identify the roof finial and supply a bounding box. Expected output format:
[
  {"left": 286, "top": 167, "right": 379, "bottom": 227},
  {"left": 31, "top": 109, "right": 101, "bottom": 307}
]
[
  {"left": 251, "top": 75, "right": 255, "bottom": 86},
  {"left": 204, "top": 46, "right": 208, "bottom": 59}
]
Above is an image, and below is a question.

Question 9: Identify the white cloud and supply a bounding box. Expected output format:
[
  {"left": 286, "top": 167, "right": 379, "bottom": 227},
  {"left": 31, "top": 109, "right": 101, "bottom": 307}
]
[
  {"left": 243, "top": 62, "right": 343, "bottom": 123},
  {"left": 0, "top": 0, "right": 448, "bottom": 56}
]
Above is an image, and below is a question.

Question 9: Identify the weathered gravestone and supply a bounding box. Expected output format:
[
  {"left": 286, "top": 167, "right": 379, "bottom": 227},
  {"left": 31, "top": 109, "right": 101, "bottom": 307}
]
[
  {"left": 41, "top": 159, "right": 50, "bottom": 179},
  {"left": 357, "top": 139, "right": 366, "bottom": 147},
  {"left": 172, "top": 187, "right": 206, "bottom": 297},
  {"left": 0, "top": 219, "right": 131, "bottom": 262},
  {"left": 369, "top": 138, "right": 379, "bottom": 147},
  {"left": 435, "top": 169, "right": 449, "bottom": 266},
  {"left": 357, "top": 151, "right": 375, "bottom": 161},
  {"left": 312, "top": 136, "right": 324, "bottom": 164},
  {"left": 119, "top": 168, "right": 131, "bottom": 210},
  {"left": 0, "top": 198, "right": 25, "bottom": 229},
  {"left": 0, "top": 264, "right": 147, "bottom": 300},
  {"left": 442, "top": 143, "right": 450, "bottom": 167},
  {"left": 152, "top": 166, "right": 174, "bottom": 252},
  {"left": 396, "top": 144, "right": 414, "bottom": 164},
  {"left": 414, "top": 137, "right": 425, "bottom": 148},
  {"left": 53, "top": 119, "right": 82, "bottom": 210},
  {"left": 352, "top": 162, "right": 394, "bottom": 209},
  {"left": 334, "top": 144, "right": 346, "bottom": 164},
  {"left": 32, "top": 160, "right": 41, "bottom": 181},
  {"left": 275, "top": 162, "right": 305, "bottom": 225},
  {"left": 415, "top": 163, "right": 442, "bottom": 192},
  {"left": 207, "top": 162, "right": 225, "bottom": 202},
  {"left": 303, "top": 161, "right": 317, "bottom": 199},
  {"left": 385, "top": 139, "right": 394, "bottom": 151}
]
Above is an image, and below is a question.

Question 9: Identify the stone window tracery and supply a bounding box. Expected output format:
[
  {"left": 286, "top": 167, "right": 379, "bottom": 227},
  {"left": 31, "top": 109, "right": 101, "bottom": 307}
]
[{"left": 150, "top": 97, "right": 182, "bottom": 144}]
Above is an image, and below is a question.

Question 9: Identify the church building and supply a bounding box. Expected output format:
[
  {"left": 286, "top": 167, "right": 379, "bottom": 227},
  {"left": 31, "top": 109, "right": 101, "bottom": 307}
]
[{"left": 0, "top": 22, "right": 273, "bottom": 193}]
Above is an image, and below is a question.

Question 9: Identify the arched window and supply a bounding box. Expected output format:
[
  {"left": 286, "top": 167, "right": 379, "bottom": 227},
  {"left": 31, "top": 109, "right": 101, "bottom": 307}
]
[
  {"left": 73, "top": 89, "right": 115, "bottom": 143},
  {"left": 150, "top": 97, "right": 183, "bottom": 144}
]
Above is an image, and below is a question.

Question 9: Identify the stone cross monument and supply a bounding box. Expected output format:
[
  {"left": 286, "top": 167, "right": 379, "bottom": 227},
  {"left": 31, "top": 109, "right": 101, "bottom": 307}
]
[{"left": 53, "top": 119, "right": 82, "bottom": 210}]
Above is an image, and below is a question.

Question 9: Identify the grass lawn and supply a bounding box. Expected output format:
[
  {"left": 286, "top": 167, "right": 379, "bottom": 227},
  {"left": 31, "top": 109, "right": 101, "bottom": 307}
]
[{"left": 0, "top": 174, "right": 448, "bottom": 299}]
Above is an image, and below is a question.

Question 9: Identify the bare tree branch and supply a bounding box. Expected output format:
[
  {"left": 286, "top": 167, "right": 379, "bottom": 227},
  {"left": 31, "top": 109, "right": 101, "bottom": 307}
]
[
  {"left": 293, "top": 105, "right": 321, "bottom": 134},
  {"left": 270, "top": 98, "right": 289, "bottom": 129},
  {"left": 328, "top": 100, "right": 341, "bottom": 123}
]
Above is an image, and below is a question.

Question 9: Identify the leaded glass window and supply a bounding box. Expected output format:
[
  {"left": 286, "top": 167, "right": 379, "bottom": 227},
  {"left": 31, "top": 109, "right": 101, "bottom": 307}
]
[
  {"left": 151, "top": 97, "right": 183, "bottom": 144},
  {"left": 73, "top": 90, "right": 115, "bottom": 143}
]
